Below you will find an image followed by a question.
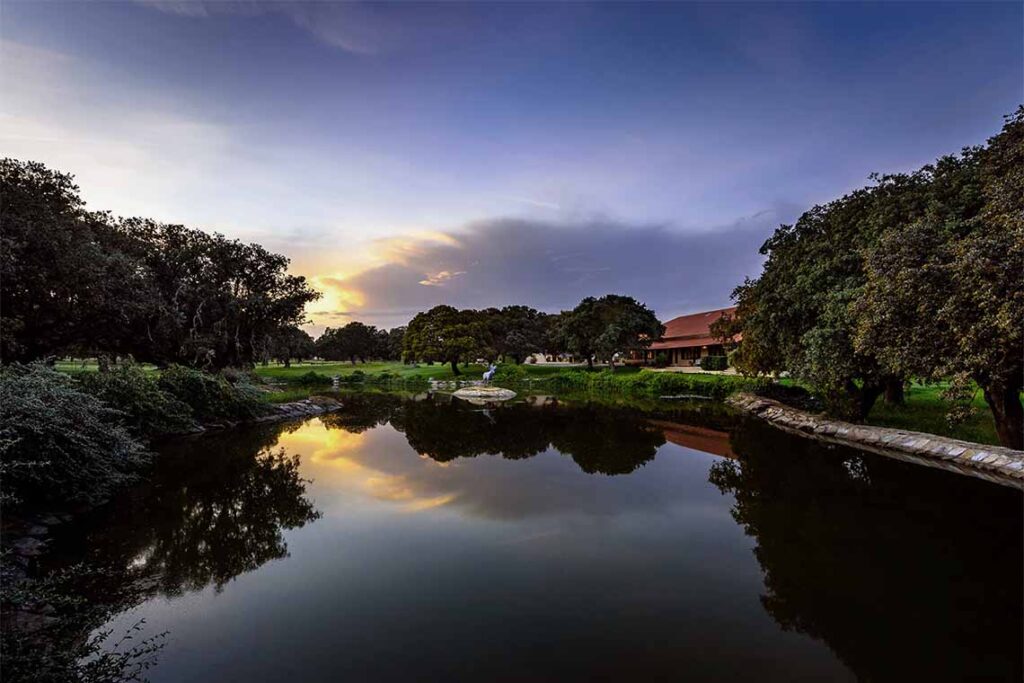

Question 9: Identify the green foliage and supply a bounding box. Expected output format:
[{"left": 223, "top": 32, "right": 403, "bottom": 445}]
[
  {"left": 0, "top": 159, "right": 320, "bottom": 368},
  {"left": 854, "top": 108, "right": 1024, "bottom": 448},
  {"left": 262, "top": 326, "right": 315, "bottom": 366},
  {"left": 157, "top": 365, "right": 268, "bottom": 422},
  {"left": 654, "top": 352, "right": 669, "bottom": 368},
  {"left": 488, "top": 305, "right": 549, "bottom": 363},
  {"left": 492, "top": 363, "right": 528, "bottom": 383},
  {"left": 729, "top": 108, "right": 1022, "bottom": 437},
  {"left": 294, "top": 370, "right": 333, "bottom": 387},
  {"left": 554, "top": 295, "right": 664, "bottom": 368},
  {"left": 549, "top": 368, "right": 761, "bottom": 399},
  {"left": 317, "top": 321, "right": 378, "bottom": 362},
  {"left": 700, "top": 356, "right": 728, "bottom": 371},
  {"left": 403, "top": 305, "right": 493, "bottom": 374},
  {"left": 76, "top": 364, "right": 194, "bottom": 438},
  {"left": 0, "top": 364, "right": 150, "bottom": 506}
]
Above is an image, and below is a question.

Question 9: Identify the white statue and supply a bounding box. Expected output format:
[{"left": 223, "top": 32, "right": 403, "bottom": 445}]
[{"left": 482, "top": 363, "right": 497, "bottom": 382}]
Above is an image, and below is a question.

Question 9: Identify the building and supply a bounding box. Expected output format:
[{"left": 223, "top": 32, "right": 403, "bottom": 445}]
[{"left": 643, "top": 306, "right": 739, "bottom": 367}]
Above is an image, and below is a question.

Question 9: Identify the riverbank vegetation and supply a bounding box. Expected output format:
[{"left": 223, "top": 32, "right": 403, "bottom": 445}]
[{"left": 718, "top": 108, "right": 1022, "bottom": 448}]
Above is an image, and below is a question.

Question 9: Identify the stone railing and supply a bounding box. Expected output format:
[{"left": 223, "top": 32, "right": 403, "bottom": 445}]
[{"left": 727, "top": 393, "right": 1024, "bottom": 488}]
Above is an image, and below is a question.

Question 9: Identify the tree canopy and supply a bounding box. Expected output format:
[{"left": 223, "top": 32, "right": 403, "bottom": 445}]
[
  {"left": 555, "top": 295, "right": 664, "bottom": 369},
  {"left": 0, "top": 159, "right": 320, "bottom": 369},
  {"left": 728, "top": 108, "right": 1023, "bottom": 446},
  {"left": 402, "top": 305, "right": 493, "bottom": 375}
]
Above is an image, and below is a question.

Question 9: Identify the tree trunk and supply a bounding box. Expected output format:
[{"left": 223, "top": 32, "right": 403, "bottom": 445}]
[
  {"left": 350, "top": 356, "right": 356, "bottom": 365},
  {"left": 842, "top": 380, "right": 884, "bottom": 421},
  {"left": 884, "top": 377, "right": 905, "bottom": 405},
  {"left": 857, "top": 382, "right": 885, "bottom": 421},
  {"left": 450, "top": 359, "right": 461, "bottom": 376},
  {"left": 586, "top": 356, "right": 594, "bottom": 370},
  {"left": 983, "top": 379, "right": 1023, "bottom": 450},
  {"left": 283, "top": 357, "right": 291, "bottom": 368}
]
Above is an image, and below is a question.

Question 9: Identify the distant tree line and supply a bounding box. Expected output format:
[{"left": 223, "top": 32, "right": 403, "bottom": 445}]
[
  {"left": 315, "top": 322, "right": 405, "bottom": 364},
  {"left": 1, "top": 159, "right": 320, "bottom": 369},
  {"left": 716, "top": 108, "right": 1022, "bottom": 448},
  {"left": 400, "top": 295, "right": 663, "bottom": 375}
]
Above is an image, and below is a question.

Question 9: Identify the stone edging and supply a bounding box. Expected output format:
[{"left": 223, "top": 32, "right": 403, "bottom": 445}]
[{"left": 727, "top": 393, "right": 1024, "bottom": 489}]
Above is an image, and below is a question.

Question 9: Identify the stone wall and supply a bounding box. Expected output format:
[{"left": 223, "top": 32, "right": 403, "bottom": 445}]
[{"left": 727, "top": 393, "right": 1024, "bottom": 489}]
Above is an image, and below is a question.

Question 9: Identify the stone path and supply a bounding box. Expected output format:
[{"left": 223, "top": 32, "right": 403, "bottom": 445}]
[{"left": 728, "top": 393, "right": 1024, "bottom": 489}]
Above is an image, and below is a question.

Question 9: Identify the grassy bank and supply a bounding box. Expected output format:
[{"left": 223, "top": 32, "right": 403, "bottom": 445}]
[
  {"left": 865, "top": 383, "right": 998, "bottom": 446},
  {"left": 54, "top": 360, "right": 1004, "bottom": 446}
]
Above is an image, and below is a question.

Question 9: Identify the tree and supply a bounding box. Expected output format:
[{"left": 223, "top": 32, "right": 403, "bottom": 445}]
[
  {"left": 492, "top": 305, "right": 548, "bottom": 363},
  {"left": 0, "top": 160, "right": 145, "bottom": 362},
  {"left": 114, "top": 218, "right": 320, "bottom": 369},
  {"left": 0, "top": 159, "right": 321, "bottom": 369},
  {"left": 266, "top": 326, "right": 315, "bottom": 367},
  {"left": 726, "top": 171, "right": 929, "bottom": 419},
  {"left": 402, "top": 306, "right": 492, "bottom": 375},
  {"left": 316, "top": 322, "right": 379, "bottom": 363},
  {"left": 555, "top": 295, "right": 663, "bottom": 369},
  {"left": 855, "top": 109, "right": 1023, "bottom": 448},
  {"left": 385, "top": 326, "right": 406, "bottom": 361}
]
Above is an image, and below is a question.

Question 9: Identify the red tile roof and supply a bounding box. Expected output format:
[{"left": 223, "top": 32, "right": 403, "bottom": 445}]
[{"left": 650, "top": 306, "right": 738, "bottom": 350}]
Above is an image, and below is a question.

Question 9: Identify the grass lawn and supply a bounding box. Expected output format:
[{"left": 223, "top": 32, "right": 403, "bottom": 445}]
[
  {"left": 251, "top": 360, "right": 639, "bottom": 382},
  {"left": 865, "top": 382, "right": 999, "bottom": 446}
]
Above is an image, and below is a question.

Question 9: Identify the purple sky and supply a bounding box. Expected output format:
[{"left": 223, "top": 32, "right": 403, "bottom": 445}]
[{"left": 2, "top": 1, "right": 1020, "bottom": 331}]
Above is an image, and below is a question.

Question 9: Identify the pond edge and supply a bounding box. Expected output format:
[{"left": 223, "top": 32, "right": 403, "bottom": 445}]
[{"left": 727, "top": 393, "right": 1024, "bottom": 489}]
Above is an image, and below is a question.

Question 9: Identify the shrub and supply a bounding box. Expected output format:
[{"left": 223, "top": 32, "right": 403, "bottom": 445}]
[
  {"left": 654, "top": 352, "right": 669, "bottom": 368},
  {"left": 158, "top": 365, "right": 267, "bottom": 422},
  {"left": 0, "top": 364, "right": 149, "bottom": 506},
  {"left": 294, "top": 371, "right": 333, "bottom": 387},
  {"left": 547, "top": 367, "right": 760, "bottom": 399},
  {"left": 700, "top": 356, "right": 728, "bottom": 371},
  {"left": 493, "top": 364, "right": 528, "bottom": 383},
  {"left": 220, "top": 366, "right": 264, "bottom": 386},
  {"left": 76, "top": 364, "right": 194, "bottom": 438}
]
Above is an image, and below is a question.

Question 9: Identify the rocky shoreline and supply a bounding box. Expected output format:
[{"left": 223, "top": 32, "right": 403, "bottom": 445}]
[{"left": 728, "top": 393, "right": 1024, "bottom": 488}]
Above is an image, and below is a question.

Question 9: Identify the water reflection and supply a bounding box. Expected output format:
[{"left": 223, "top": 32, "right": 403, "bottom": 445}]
[
  {"left": 24, "top": 394, "right": 1021, "bottom": 682},
  {"left": 713, "top": 418, "right": 1024, "bottom": 682},
  {"left": 46, "top": 422, "right": 321, "bottom": 600}
]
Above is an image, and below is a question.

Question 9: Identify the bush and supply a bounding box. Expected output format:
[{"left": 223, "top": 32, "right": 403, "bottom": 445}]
[
  {"left": 294, "top": 371, "right": 333, "bottom": 387},
  {"left": 157, "top": 365, "right": 267, "bottom": 422},
  {"left": 654, "top": 352, "right": 669, "bottom": 368},
  {"left": 0, "top": 364, "right": 150, "bottom": 506},
  {"left": 493, "top": 364, "right": 528, "bottom": 383},
  {"left": 76, "top": 364, "right": 194, "bottom": 438},
  {"left": 547, "top": 367, "right": 761, "bottom": 399},
  {"left": 700, "top": 356, "right": 728, "bottom": 371}
]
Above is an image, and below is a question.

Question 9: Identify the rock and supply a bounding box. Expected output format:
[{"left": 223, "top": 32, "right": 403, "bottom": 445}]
[
  {"left": 11, "top": 537, "right": 47, "bottom": 557},
  {"left": 452, "top": 386, "right": 517, "bottom": 401}
]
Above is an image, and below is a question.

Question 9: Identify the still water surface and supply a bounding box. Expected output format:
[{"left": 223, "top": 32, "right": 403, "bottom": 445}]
[{"left": 47, "top": 394, "right": 1023, "bottom": 681}]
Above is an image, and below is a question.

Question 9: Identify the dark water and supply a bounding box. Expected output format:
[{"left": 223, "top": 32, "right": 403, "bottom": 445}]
[{"left": 43, "top": 394, "right": 1023, "bottom": 682}]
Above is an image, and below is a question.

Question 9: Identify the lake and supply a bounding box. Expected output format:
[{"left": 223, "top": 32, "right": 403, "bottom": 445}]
[{"left": 42, "top": 393, "right": 1023, "bottom": 682}]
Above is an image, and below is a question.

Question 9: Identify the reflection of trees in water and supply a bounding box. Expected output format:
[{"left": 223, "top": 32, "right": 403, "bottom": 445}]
[
  {"left": 53, "top": 423, "right": 321, "bottom": 597},
  {"left": 324, "top": 395, "right": 668, "bottom": 475},
  {"left": 321, "top": 392, "right": 404, "bottom": 434},
  {"left": 712, "top": 418, "right": 1023, "bottom": 682},
  {"left": 14, "top": 421, "right": 321, "bottom": 682}
]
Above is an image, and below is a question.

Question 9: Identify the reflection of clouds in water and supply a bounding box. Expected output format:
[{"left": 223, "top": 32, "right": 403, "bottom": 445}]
[
  {"left": 277, "top": 420, "right": 462, "bottom": 513},
  {"left": 275, "top": 416, "right": 726, "bottom": 522}
]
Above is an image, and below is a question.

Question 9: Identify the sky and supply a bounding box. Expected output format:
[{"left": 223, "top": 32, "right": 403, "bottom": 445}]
[{"left": 2, "top": 1, "right": 1021, "bottom": 332}]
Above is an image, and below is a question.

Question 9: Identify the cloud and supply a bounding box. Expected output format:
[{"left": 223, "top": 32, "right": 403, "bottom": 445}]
[
  {"left": 418, "top": 270, "right": 466, "bottom": 287},
  {"left": 140, "top": 1, "right": 474, "bottom": 55},
  {"left": 311, "top": 209, "right": 794, "bottom": 330}
]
